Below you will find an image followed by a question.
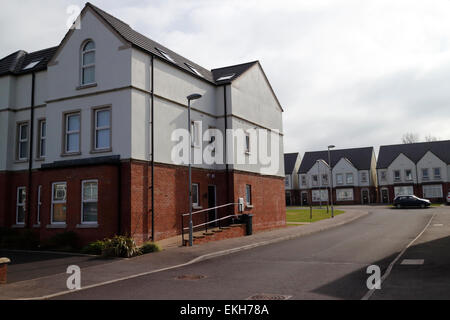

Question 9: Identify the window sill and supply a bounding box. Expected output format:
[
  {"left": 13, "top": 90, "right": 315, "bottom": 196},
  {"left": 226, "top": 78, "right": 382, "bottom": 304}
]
[
  {"left": 90, "top": 148, "right": 112, "bottom": 154},
  {"left": 246, "top": 205, "right": 254, "bottom": 209},
  {"left": 46, "top": 224, "right": 67, "bottom": 229},
  {"left": 76, "top": 83, "right": 97, "bottom": 90},
  {"left": 14, "top": 160, "right": 28, "bottom": 164},
  {"left": 11, "top": 224, "right": 25, "bottom": 229},
  {"left": 60, "top": 152, "right": 82, "bottom": 157},
  {"left": 35, "top": 158, "right": 45, "bottom": 162},
  {"left": 192, "top": 206, "right": 203, "bottom": 210},
  {"left": 33, "top": 224, "right": 41, "bottom": 228},
  {"left": 76, "top": 224, "right": 99, "bottom": 229}
]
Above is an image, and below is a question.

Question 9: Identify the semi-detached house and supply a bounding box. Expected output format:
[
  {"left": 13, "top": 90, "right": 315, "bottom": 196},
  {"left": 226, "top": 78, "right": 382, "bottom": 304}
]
[{"left": 0, "top": 3, "right": 286, "bottom": 245}]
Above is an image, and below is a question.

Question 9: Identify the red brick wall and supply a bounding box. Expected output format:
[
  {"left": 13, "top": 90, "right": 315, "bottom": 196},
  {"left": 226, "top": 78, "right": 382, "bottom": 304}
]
[{"left": 231, "top": 171, "right": 286, "bottom": 231}]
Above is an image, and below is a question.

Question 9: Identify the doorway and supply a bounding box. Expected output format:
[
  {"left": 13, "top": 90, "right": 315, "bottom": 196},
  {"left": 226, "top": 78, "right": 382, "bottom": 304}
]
[
  {"left": 381, "top": 188, "right": 389, "bottom": 203},
  {"left": 361, "top": 189, "right": 370, "bottom": 204}
]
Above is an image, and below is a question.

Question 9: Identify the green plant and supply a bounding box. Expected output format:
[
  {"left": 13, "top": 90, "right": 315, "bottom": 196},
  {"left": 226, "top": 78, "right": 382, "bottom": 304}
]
[
  {"left": 81, "top": 240, "right": 106, "bottom": 255},
  {"left": 140, "top": 242, "right": 160, "bottom": 254},
  {"left": 41, "top": 231, "right": 80, "bottom": 252},
  {"left": 102, "top": 235, "right": 141, "bottom": 258}
]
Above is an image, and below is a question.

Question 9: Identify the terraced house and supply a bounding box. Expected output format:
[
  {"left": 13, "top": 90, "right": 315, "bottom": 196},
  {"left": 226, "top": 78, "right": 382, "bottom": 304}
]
[
  {"left": 0, "top": 3, "right": 285, "bottom": 245},
  {"left": 377, "top": 140, "right": 450, "bottom": 203},
  {"left": 298, "top": 147, "right": 378, "bottom": 205}
]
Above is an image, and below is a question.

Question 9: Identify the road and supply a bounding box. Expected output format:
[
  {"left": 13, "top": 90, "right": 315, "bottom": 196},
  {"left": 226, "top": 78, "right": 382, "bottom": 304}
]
[{"left": 56, "top": 206, "right": 450, "bottom": 300}]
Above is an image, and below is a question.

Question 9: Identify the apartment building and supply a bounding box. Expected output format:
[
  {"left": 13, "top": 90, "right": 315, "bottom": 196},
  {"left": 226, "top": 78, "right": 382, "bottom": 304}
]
[{"left": 0, "top": 3, "right": 286, "bottom": 245}]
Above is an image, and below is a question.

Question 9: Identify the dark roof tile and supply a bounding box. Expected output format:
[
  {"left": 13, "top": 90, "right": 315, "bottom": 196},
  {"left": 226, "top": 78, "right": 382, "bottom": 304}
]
[{"left": 284, "top": 153, "right": 299, "bottom": 174}]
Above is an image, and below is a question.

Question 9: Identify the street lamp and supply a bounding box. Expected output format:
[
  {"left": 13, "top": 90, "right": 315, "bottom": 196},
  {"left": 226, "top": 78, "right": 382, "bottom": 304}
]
[
  {"left": 187, "top": 93, "right": 202, "bottom": 247},
  {"left": 327, "top": 145, "right": 336, "bottom": 218}
]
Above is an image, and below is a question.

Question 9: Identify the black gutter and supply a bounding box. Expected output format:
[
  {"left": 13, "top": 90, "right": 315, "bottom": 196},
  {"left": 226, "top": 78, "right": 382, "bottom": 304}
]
[
  {"left": 117, "top": 161, "right": 122, "bottom": 235},
  {"left": 26, "top": 72, "right": 35, "bottom": 228},
  {"left": 151, "top": 54, "right": 155, "bottom": 241},
  {"left": 223, "top": 85, "right": 230, "bottom": 212}
]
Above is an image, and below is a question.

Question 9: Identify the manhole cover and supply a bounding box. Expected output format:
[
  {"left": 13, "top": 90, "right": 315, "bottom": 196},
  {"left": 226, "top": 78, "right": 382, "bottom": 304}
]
[
  {"left": 175, "top": 274, "right": 206, "bottom": 281},
  {"left": 246, "top": 293, "right": 292, "bottom": 300}
]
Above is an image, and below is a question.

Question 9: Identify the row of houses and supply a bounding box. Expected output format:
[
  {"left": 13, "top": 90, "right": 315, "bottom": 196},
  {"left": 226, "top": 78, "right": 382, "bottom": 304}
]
[
  {"left": 0, "top": 3, "right": 286, "bottom": 245},
  {"left": 285, "top": 140, "right": 450, "bottom": 205}
]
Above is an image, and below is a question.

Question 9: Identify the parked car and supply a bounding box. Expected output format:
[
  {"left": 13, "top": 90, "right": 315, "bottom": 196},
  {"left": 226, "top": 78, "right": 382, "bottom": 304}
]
[
  {"left": 447, "top": 192, "right": 450, "bottom": 205},
  {"left": 393, "top": 195, "right": 431, "bottom": 209}
]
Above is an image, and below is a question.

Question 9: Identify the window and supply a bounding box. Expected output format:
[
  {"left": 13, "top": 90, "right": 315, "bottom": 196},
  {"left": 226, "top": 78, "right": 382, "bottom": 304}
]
[
  {"left": 16, "top": 187, "right": 26, "bottom": 225},
  {"left": 361, "top": 172, "right": 368, "bottom": 183},
  {"left": 245, "top": 185, "right": 252, "bottom": 206},
  {"left": 65, "top": 112, "right": 80, "bottom": 153},
  {"left": 216, "top": 74, "right": 235, "bottom": 82},
  {"left": 81, "top": 41, "right": 95, "bottom": 85},
  {"left": 17, "top": 122, "right": 29, "bottom": 160},
  {"left": 405, "top": 169, "right": 413, "bottom": 181},
  {"left": 37, "top": 120, "right": 46, "bottom": 158},
  {"left": 322, "top": 174, "right": 329, "bottom": 185},
  {"left": 312, "top": 175, "right": 319, "bottom": 186},
  {"left": 422, "top": 168, "right": 429, "bottom": 180},
  {"left": 23, "top": 60, "right": 41, "bottom": 70},
  {"left": 155, "top": 47, "right": 175, "bottom": 63},
  {"left": 433, "top": 168, "right": 441, "bottom": 179},
  {"left": 191, "top": 121, "right": 201, "bottom": 148},
  {"left": 346, "top": 173, "right": 354, "bottom": 184},
  {"left": 394, "top": 170, "right": 401, "bottom": 182},
  {"left": 82, "top": 180, "right": 98, "bottom": 224},
  {"left": 94, "top": 108, "right": 111, "bottom": 150},
  {"left": 185, "top": 63, "right": 203, "bottom": 77},
  {"left": 37, "top": 185, "right": 42, "bottom": 225},
  {"left": 380, "top": 171, "right": 387, "bottom": 181},
  {"left": 51, "top": 182, "right": 67, "bottom": 224},
  {"left": 285, "top": 175, "right": 291, "bottom": 188},
  {"left": 192, "top": 183, "right": 199, "bottom": 207},
  {"left": 394, "top": 186, "right": 414, "bottom": 197},
  {"left": 337, "top": 189, "right": 354, "bottom": 201},
  {"left": 423, "top": 185, "right": 443, "bottom": 198},
  {"left": 312, "top": 190, "right": 328, "bottom": 202},
  {"left": 336, "top": 174, "right": 343, "bottom": 185},
  {"left": 245, "top": 133, "right": 250, "bottom": 153},
  {"left": 301, "top": 175, "right": 307, "bottom": 186}
]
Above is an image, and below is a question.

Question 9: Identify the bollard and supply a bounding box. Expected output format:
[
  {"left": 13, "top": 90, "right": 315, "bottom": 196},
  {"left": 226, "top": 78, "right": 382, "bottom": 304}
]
[{"left": 0, "top": 258, "right": 11, "bottom": 285}]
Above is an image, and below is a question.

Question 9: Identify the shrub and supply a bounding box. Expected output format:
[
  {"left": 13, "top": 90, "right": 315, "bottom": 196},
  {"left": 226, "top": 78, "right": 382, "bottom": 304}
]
[
  {"left": 102, "top": 235, "right": 141, "bottom": 258},
  {"left": 41, "top": 231, "right": 80, "bottom": 252},
  {"left": 81, "top": 240, "right": 106, "bottom": 255},
  {"left": 140, "top": 242, "right": 160, "bottom": 254}
]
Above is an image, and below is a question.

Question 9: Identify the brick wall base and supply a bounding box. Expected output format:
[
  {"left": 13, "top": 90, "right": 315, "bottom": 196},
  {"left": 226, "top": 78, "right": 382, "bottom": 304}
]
[
  {"left": 0, "top": 265, "right": 7, "bottom": 284},
  {"left": 192, "top": 224, "right": 246, "bottom": 246}
]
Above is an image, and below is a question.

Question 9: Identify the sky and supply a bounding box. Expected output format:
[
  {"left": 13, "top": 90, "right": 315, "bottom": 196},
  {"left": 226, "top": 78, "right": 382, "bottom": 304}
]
[{"left": 1, "top": 0, "right": 450, "bottom": 155}]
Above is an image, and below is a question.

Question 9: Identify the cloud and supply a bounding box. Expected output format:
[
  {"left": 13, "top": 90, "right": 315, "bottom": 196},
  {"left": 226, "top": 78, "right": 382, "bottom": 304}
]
[{"left": 1, "top": 0, "right": 450, "bottom": 156}]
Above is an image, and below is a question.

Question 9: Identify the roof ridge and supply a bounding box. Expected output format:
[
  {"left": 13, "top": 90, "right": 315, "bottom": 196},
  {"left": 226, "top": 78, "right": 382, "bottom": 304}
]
[{"left": 380, "top": 139, "right": 450, "bottom": 148}]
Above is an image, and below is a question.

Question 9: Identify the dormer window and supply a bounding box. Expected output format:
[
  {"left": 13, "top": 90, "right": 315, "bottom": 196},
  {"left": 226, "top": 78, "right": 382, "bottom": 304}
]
[{"left": 81, "top": 40, "right": 95, "bottom": 85}]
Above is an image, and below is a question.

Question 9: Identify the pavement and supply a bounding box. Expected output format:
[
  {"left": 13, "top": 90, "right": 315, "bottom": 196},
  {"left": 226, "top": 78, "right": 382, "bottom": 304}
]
[{"left": 0, "top": 206, "right": 368, "bottom": 300}]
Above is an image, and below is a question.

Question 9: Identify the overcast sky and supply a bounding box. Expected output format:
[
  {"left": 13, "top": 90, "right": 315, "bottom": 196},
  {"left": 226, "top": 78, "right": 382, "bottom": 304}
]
[{"left": 2, "top": 0, "right": 450, "bottom": 155}]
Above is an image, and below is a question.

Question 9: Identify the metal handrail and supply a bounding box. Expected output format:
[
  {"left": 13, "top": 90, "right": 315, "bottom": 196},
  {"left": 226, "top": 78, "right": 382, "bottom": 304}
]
[{"left": 181, "top": 202, "right": 240, "bottom": 246}]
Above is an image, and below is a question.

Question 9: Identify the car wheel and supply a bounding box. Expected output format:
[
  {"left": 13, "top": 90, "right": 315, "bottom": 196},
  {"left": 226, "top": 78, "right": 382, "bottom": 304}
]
[
  {"left": 396, "top": 204, "right": 401, "bottom": 209},
  {"left": 421, "top": 204, "right": 425, "bottom": 208}
]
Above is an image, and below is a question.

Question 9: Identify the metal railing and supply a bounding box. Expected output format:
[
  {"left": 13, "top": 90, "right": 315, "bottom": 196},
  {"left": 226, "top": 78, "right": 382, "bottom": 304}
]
[{"left": 181, "top": 203, "right": 240, "bottom": 246}]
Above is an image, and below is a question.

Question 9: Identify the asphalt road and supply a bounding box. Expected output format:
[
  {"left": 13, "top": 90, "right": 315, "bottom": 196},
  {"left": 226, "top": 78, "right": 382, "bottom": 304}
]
[{"left": 56, "top": 206, "right": 449, "bottom": 300}]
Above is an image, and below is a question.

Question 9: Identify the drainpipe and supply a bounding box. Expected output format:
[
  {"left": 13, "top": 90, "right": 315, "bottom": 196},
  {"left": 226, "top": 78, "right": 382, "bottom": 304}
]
[
  {"left": 223, "top": 85, "right": 230, "bottom": 212},
  {"left": 151, "top": 54, "right": 155, "bottom": 241},
  {"left": 26, "top": 72, "right": 36, "bottom": 228}
]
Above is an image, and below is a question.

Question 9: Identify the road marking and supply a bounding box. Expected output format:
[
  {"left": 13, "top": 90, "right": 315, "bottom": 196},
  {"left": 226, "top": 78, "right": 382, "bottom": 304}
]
[
  {"left": 401, "top": 259, "right": 424, "bottom": 265},
  {"left": 361, "top": 212, "right": 435, "bottom": 300}
]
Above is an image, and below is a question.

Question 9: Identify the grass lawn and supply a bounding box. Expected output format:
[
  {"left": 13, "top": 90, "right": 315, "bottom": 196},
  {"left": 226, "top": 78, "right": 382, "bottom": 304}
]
[{"left": 286, "top": 208, "right": 345, "bottom": 224}]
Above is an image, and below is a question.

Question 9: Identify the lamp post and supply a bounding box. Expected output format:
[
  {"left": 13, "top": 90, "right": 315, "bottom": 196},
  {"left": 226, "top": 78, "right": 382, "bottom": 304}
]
[
  {"left": 328, "top": 145, "right": 336, "bottom": 218},
  {"left": 187, "top": 93, "right": 202, "bottom": 247}
]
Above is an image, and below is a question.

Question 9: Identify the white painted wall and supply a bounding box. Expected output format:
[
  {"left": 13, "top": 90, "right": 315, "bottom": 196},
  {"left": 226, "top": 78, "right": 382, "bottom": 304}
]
[
  {"left": 332, "top": 158, "right": 359, "bottom": 188},
  {"left": 386, "top": 153, "right": 417, "bottom": 184},
  {"left": 417, "top": 151, "right": 448, "bottom": 183}
]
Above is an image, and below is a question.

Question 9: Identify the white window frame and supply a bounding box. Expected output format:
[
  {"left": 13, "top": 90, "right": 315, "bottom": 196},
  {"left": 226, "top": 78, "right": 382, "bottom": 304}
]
[
  {"left": 433, "top": 167, "right": 441, "bottom": 179},
  {"left": 337, "top": 188, "right": 354, "bottom": 201},
  {"left": 81, "top": 40, "right": 95, "bottom": 85},
  {"left": 361, "top": 172, "right": 368, "bottom": 183},
  {"left": 37, "top": 185, "right": 42, "bottom": 225},
  {"left": 65, "top": 112, "right": 81, "bottom": 153},
  {"left": 192, "top": 183, "right": 199, "bottom": 207},
  {"left": 312, "top": 175, "right": 319, "bottom": 186},
  {"left": 336, "top": 173, "right": 343, "bottom": 185},
  {"left": 16, "top": 187, "right": 26, "bottom": 225},
  {"left": 322, "top": 174, "right": 329, "bottom": 186},
  {"left": 301, "top": 175, "right": 307, "bottom": 187},
  {"left": 422, "top": 168, "right": 429, "bottom": 180},
  {"left": 51, "top": 182, "right": 67, "bottom": 225},
  {"left": 422, "top": 184, "right": 443, "bottom": 198},
  {"left": 38, "top": 120, "right": 46, "bottom": 158},
  {"left": 18, "top": 122, "right": 29, "bottom": 161},
  {"left": 246, "top": 184, "right": 252, "bottom": 206},
  {"left": 94, "top": 108, "right": 111, "bottom": 151},
  {"left": 405, "top": 169, "right": 413, "bottom": 181},
  {"left": 346, "top": 173, "right": 354, "bottom": 185},
  {"left": 380, "top": 170, "right": 387, "bottom": 181},
  {"left": 394, "top": 170, "right": 401, "bottom": 182},
  {"left": 81, "top": 180, "right": 99, "bottom": 224},
  {"left": 285, "top": 175, "right": 291, "bottom": 188},
  {"left": 191, "top": 121, "right": 201, "bottom": 148},
  {"left": 245, "top": 133, "right": 251, "bottom": 153}
]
